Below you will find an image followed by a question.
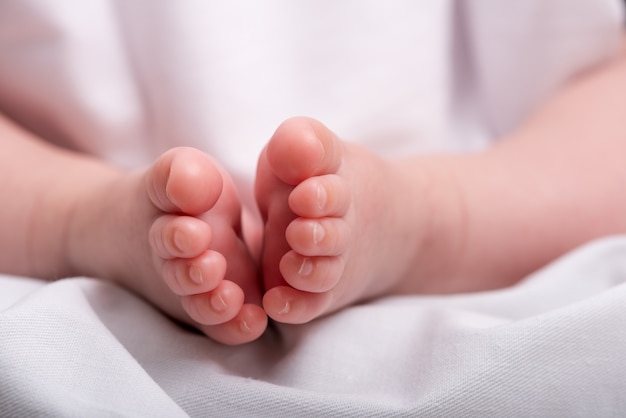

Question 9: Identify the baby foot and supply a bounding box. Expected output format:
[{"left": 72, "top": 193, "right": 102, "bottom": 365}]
[
  {"left": 255, "top": 117, "right": 426, "bottom": 324},
  {"left": 68, "top": 147, "right": 267, "bottom": 345}
]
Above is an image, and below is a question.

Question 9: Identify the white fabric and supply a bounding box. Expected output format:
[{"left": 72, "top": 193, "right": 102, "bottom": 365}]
[
  {"left": 3, "top": 237, "right": 626, "bottom": 416},
  {"left": 0, "top": 0, "right": 625, "bottom": 416}
]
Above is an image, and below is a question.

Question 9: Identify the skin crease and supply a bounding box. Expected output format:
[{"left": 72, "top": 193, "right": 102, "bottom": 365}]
[{"left": 0, "top": 37, "right": 625, "bottom": 342}]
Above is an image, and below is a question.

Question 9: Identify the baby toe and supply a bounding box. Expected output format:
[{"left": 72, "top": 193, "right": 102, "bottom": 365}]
[
  {"left": 199, "top": 304, "right": 268, "bottom": 345},
  {"left": 262, "top": 286, "right": 333, "bottom": 324},
  {"left": 288, "top": 174, "right": 351, "bottom": 218},
  {"left": 181, "top": 280, "right": 244, "bottom": 325},
  {"left": 285, "top": 217, "right": 350, "bottom": 257},
  {"left": 279, "top": 251, "right": 345, "bottom": 293},
  {"left": 147, "top": 147, "right": 224, "bottom": 215},
  {"left": 266, "top": 117, "right": 343, "bottom": 185},
  {"left": 162, "top": 250, "right": 226, "bottom": 296},
  {"left": 150, "top": 215, "right": 212, "bottom": 259}
]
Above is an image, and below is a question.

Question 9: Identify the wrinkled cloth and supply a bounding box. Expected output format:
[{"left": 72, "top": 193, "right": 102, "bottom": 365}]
[
  {"left": 3, "top": 237, "right": 626, "bottom": 416},
  {"left": 0, "top": 1, "right": 625, "bottom": 416}
]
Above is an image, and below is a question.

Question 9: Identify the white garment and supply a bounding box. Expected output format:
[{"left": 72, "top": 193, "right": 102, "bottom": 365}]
[
  {"left": 0, "top": 1, "right": 621, "bottom": 177},
  {"left": 0, "top": 0, "right": 625, "bottom": 416}
]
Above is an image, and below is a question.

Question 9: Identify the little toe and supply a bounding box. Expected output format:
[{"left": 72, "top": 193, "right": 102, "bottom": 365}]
[
  {"left": 279, "top": 251, "right": 345, "bottom": 293},
  {"left": 150, "top": 215, "right": 212, "bottom": 259},
  {"left": 199, "top": 304, "right": 268, "bottom": 345},
  {"left": 266, "top": 117, "right": 343, "bottom": 185},
  {"left": 285, "top": 218, "right": 350, "bottom": 256},
  {"left": 181, "top": 280, "right": 244, "bottom": 325},
  {"left": 162, "top": 250, "right": 226, "bottom": 296},
  {"left": 147, "top": 147, "right": 224, "bottom": 215},
  {"left": 288, "top": 174, "right": 351, "bottom": 218},
  {"left": 263, "top": 286, "right": 333, "bottom": 324}
]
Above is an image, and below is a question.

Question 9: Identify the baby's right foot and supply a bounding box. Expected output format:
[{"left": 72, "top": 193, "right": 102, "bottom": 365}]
[
  {"left": 67, "top": 147, "right": 267, "bottom": 345},
  {"left": 256, "top": 118, "right": 432, "bottom": 324}
]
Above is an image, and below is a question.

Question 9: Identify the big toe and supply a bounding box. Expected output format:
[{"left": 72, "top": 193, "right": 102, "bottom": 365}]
[
  {"left": 147, "top": 147, "right": 224, "bottom": 215},
  {"left": 266, "top": 117, "right": 343, "bottom": 185}
]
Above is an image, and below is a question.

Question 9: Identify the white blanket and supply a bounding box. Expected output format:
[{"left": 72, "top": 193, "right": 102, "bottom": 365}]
[
  {"left": 1, "top": 1, "right": 625, "bottom": 416},
  {"left": 3, "top": 236, "right": 626, "bottom": 416}
]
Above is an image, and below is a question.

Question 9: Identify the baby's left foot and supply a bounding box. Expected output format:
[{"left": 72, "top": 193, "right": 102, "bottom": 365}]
[
  {"left": 255, "top": 117, "right": 427, "bottom": 324},
  {"left": 66, "top": 147, "right": 267, "bottom": 345}
]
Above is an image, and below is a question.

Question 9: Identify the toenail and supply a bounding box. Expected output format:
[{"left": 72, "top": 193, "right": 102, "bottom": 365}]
[
  {"left": 298, "top": 258, "right": 313, "bottom": 276},
  {"left": 313, "top": 222, "right": 325, "bottom": 245},
  {"left": 173, "top": 229, "right": 188, "bottom": 252},
  {"left": 210, "top": 292, "right": 227, "bottom": 312},
  {"left": 240, "top": 319, "right": 252, "bottom": 334},
  {"left": 316, "top": 185, "right": 327, "bottom": 210},
  {"left": 278, "top": 300, "right": 291, "bottom": 315},
  {"left": 189, "top": 265, "right": 203, "bottom": 284}
]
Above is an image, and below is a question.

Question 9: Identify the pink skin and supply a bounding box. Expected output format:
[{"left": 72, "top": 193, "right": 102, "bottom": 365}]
[
  {"left": 2, "top": 39, "right": 625, "bottom": 344},
  {"left": 255, "top": 49, "right": 626, "bottom": 327},
  {"left": 67, "top": 147, "right": 268, "bottom": 345},
  {"left": 256, "top": 117, "right": 428, "bottom": 324}
]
